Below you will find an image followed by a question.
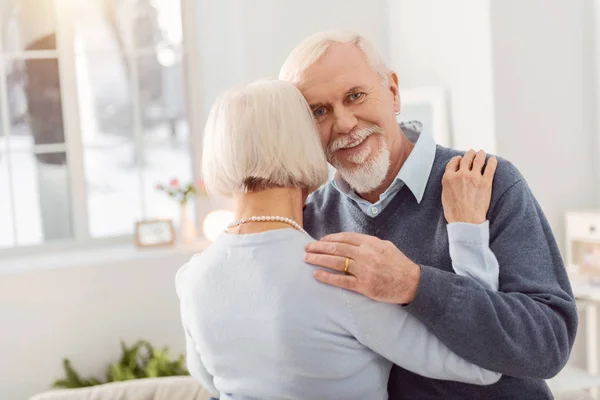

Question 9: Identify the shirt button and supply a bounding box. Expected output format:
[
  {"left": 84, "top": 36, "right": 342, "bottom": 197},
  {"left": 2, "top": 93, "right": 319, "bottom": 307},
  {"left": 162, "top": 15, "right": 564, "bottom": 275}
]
[{"left": 371, "top": 207, "right": 379, "bottom": 215}]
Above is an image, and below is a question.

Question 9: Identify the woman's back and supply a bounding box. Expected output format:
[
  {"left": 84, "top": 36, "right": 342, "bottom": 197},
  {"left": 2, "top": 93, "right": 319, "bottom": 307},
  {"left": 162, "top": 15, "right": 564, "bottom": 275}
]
[{"left": 176, "top": 228, "right": 390, "bottom": 400}]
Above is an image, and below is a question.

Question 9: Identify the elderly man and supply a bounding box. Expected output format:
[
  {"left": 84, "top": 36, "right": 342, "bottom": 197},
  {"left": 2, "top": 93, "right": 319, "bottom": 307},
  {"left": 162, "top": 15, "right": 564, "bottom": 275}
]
[{"left": 280, "top": 31, "right": 577, "bottom": 399}]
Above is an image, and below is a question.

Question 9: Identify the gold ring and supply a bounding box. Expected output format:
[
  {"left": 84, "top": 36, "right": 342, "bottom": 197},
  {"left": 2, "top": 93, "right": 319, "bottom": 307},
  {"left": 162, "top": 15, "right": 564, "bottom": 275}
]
[{"left": 344, "top": 257, "right": 350, "bottom": 274}]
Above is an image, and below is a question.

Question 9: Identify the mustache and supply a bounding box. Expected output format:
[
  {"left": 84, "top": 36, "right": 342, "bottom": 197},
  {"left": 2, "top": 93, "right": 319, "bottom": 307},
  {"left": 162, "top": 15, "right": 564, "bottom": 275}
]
[{"left": 327, "top": 125, "right": 384, "bottom": 155}]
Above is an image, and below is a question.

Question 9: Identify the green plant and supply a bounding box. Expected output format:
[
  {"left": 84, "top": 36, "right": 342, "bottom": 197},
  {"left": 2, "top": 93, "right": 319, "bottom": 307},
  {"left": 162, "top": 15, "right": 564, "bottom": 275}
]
[{"left": 53, "top": 339, "right": 189, "bottom": 389}]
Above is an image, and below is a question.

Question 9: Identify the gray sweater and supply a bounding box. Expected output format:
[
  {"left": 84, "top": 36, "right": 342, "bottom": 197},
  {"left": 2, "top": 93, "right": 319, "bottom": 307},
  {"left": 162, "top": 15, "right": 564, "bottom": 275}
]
[{"left": 303, "top": 145, "right": 578, "bottom": 400}]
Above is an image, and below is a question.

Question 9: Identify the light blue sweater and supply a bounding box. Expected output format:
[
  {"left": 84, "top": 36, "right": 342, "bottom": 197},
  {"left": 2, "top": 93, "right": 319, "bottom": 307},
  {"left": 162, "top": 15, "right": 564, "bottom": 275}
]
[{"left": 176, "top": 226, "right": 500, "bottom": 400}]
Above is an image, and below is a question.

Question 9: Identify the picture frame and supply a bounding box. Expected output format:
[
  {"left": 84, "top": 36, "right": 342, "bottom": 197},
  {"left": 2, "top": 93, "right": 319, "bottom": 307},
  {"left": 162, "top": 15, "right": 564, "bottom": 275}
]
[
  {"left": 134, "top": 219, "right": 176, "bottom": 248},
  {"left": 397, "top": 87, "right": 451, "bottom": 147}
]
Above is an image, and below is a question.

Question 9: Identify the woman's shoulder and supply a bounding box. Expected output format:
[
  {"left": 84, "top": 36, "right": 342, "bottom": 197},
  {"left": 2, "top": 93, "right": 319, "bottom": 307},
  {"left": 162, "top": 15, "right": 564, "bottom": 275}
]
[{"left": 175, "top": 230, "right": 316, "bottom": 292}]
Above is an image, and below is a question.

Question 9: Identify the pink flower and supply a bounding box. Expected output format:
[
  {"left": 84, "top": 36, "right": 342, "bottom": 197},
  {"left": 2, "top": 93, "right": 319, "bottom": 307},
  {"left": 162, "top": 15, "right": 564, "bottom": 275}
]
[
  {"left": 156, "top": 183, "right": 163, "bottom": 190},
  {"left": 169, "top": 178, "right": 180, "bottom": 188}
]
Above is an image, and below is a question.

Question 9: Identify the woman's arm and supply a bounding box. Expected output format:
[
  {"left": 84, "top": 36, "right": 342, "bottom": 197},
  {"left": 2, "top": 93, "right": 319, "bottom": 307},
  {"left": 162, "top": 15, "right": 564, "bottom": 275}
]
[
  {"left": 344, "top": 290, "right": 501, "bottom": 385},
  {"left": 447, "top": 221, "right": 499, "bottom": 291},
  {"left": 182, "top": 324, "right": 218, "bottom": 394}
]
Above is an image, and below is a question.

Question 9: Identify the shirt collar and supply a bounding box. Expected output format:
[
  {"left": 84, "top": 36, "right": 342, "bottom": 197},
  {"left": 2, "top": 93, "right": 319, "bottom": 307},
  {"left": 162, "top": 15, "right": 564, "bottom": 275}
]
[
  {"left": 396, "top": 122, "right": 436, "bottom": 203},
  {"left": 331, "top": 121, "right": 436, "bottom": 204}
]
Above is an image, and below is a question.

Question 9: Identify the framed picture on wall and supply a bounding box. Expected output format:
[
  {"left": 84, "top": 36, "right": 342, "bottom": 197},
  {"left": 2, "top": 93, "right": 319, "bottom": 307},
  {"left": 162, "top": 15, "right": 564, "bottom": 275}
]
[{"left": 397, "top": 87, "right": 451, "bottom": 147}]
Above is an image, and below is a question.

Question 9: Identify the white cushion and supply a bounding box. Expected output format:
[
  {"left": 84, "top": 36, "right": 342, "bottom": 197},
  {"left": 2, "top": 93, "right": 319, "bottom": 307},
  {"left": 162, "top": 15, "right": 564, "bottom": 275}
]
[{"left": 28, "top": 376, "right": 214, "bottom": 400}]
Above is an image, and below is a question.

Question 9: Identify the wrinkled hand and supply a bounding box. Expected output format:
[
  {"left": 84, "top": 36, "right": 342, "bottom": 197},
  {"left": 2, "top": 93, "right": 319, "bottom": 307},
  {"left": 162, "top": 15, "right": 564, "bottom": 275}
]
[
  {"left": 442, "top": 149, "right": 498, "bottom": 224},
  {"left": 304, "top": 233, "right": 421, "bottom": 304}
]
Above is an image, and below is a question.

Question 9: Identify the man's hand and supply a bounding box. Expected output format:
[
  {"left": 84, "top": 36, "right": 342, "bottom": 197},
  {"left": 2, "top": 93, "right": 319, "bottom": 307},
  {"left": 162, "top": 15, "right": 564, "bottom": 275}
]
[
  {"left": 442, "top": 149, "right": 498, "bottom": 224},
  {"left": 304, "top": 233, "right": 421, "bottom": 304}
]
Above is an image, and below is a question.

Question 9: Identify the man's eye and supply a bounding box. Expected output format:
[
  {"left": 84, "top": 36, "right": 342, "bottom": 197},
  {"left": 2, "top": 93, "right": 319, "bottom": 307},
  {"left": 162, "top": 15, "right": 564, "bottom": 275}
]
[
  {"left": 313, "top": 108, "right": 327, "bottom": 117},
  {"left": 349, "top": 92, "right": 363, "bottom": 101}
]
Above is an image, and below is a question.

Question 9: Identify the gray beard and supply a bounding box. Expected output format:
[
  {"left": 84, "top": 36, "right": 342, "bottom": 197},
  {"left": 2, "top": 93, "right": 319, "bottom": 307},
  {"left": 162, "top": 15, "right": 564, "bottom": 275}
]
[{"left": 331, "top": 137, "right": 390, "bottom": 194}]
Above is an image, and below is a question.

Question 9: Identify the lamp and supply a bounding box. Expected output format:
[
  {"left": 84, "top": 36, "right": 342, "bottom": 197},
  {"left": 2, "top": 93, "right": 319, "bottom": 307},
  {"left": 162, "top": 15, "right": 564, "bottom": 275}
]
[{"left": 202, "top": 210, "right": 234, "bottom": 242}]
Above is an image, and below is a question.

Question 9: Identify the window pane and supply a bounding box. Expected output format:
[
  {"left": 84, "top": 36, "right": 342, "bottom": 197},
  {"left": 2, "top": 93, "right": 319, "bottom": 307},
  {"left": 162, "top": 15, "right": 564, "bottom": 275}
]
[
  {"left": 133, "top": 0, "right": 182, "bottom": 49},
  {"left": 11, "top": 151, "right": 72, "bottom": 246},
  {"left": 3, "top": 0, "right": 57, "bottom": 52},
  {"left": 0, "top": 152, "right": 15, "bottom": 248},
  {"left": 6, "top": 58, "right": 65, "bottom": 151},
  {"left": 76, "top": 53, "right": 133, "bottom": 147},
  {"left": 72, "top": 0, "right": 125, "bottom": 52},
  {"left": 85, "top": 146, "right": 142, "bottom": 237},
  {"left": 73, "top": 0, "right": 182, "bottom": 53},
  {"left": 143, "top": 145, "right": 194, "bottom": 225},
  {"left": 138, "top": 50, "right": 188, "bottom": 144}
]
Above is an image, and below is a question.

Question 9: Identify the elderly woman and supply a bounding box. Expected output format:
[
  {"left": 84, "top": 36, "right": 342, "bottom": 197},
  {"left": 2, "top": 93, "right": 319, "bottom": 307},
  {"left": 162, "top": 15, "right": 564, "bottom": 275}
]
[{"left": 175, "top": 80, "right": 500, "bottom": 400}]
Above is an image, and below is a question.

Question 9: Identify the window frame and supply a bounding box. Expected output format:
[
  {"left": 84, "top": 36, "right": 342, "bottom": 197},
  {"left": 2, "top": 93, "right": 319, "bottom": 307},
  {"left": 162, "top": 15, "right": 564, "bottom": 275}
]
[{"left": 0, "top": 0, "right": 202, "bottom": 257}]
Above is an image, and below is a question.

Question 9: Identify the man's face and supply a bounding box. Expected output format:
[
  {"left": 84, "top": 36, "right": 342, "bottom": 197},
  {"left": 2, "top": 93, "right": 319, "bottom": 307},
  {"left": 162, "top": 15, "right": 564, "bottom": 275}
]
[{"left": 296, "top": 43, "right": 400, "bottom": 193}]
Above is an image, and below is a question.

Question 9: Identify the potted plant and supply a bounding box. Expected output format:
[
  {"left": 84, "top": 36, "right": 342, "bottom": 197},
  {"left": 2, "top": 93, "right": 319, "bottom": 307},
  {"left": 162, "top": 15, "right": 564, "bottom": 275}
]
[{"left": 53, "top": 339, "right": 189, "bottom": 389}]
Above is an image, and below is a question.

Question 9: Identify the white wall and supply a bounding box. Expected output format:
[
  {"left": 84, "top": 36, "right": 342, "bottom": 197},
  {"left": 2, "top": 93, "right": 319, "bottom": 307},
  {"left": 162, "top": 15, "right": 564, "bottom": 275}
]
[
  {"left": 194, "top": 0, "right": 390, "bottom": 127},
  {"left": 387, "top": 0, "right": 497, "bottom": 152},
  {"left": 235, "top": 0, "right": 389, "bottom": 82},
  {"left": 490, "top": 0, "right": 598, "bottom": 251},
  {"left": 388, "top": 0, "right": 598, "bottom": 249},
  {"left": 0, "top": 252, "right": 193, "bottom": 400}
]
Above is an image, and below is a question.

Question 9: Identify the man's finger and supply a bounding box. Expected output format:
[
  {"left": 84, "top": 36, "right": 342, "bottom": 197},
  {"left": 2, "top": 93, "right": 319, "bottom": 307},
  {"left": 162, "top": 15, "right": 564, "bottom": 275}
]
[
  {"left": 445, "top": 155, "right": 462, "bottom": 173},
  {"left": 314, "top": 270, "right": 358, "bottom": 291},
  {"left": 472, "top": 150, "right": 486, "bottom": 174},
  {"left": 460, "top": 149, "right": 476, "bottom": 171},
  {"left": 304, "top": 253, "right": 354, "bottom": 273},
  {"left": 304, "top": 240, "right": 358, "bottom": 259},
  {"left": 483, "top": 156, "right": 498, "bottom": 181},
  {"left": 320, "top": 232, "right": 375, "bottom": 246}
]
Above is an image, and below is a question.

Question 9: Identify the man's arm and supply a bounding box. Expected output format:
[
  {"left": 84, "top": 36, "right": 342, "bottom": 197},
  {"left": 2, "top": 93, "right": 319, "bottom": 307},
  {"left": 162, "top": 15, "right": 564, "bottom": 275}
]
[
  {"left": 305, "top": 155, "right": 577, "bottom": 379},
  {"left": 405, "top": 178, "right": 577, "bottom": 378},
  {"left": 345, "top": 290, "right": 501, "bottom": 384}
]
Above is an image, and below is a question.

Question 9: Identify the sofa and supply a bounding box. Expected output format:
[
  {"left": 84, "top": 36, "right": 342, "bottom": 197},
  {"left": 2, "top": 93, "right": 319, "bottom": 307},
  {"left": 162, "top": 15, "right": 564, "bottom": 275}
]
[{"left": 28, "top": 376, "right": 215, "bottom": 400}]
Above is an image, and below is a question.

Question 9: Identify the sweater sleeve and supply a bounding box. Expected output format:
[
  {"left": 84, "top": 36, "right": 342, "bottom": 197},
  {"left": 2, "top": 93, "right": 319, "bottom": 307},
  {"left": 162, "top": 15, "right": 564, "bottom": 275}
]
[
  {"left": 175, "top": 268, "right": 219, "bottom": 395},
  {"left": 405, "top": 179, "right": 578, "bottom": 379},
  {"left": 345, "top": 291, "right": 501, "bottom": 385},
  {"left": 182, "top": 323, "right": 219, "bottom": 394}
]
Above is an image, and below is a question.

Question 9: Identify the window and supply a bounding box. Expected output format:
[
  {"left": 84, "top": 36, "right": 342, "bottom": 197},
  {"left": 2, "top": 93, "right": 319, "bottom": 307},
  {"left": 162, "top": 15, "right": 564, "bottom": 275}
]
[{"left": 0, "top": 0, "right": 197, "bottom": 250}]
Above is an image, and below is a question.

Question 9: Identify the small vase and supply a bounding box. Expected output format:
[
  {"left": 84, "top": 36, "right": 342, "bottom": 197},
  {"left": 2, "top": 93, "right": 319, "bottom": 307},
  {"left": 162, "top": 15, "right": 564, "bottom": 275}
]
[{"left": 179, "top": 202, "right": 197, "bottom": 245}]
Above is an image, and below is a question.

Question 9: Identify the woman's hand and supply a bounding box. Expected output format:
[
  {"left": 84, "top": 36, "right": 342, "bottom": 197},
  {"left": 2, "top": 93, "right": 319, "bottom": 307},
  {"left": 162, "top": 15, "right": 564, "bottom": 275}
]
[{"left": 441, "top": 150, "right": 498, "bottom": 224}]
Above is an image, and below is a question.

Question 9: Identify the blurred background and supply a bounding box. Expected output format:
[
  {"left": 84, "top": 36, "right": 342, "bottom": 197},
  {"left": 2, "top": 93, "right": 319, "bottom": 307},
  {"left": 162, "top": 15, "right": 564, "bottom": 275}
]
[{"left": 0, "top": 0, "right": 599, "bottom": 399}]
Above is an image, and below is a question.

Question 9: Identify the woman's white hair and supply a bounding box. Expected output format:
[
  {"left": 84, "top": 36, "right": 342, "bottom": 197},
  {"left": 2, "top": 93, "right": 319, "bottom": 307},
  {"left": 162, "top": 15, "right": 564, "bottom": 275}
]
[
  {"left": 202, "top": 79, "right": 329, "bottom": 196},
  {"left": 279, "top": 30, "right": 390, "bottom": 84}
]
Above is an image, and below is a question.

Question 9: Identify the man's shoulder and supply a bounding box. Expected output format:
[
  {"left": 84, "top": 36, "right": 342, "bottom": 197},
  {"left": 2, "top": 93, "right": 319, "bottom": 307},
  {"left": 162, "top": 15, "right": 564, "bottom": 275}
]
[{"left": 305, "top": 181, "right": 342, "bottom": 211}]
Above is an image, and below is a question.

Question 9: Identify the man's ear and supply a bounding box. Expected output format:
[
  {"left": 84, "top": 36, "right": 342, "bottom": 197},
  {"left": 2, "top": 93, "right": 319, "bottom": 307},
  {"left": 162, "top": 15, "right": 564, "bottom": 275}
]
[{"left": 389, "top": 71, "right": 400, "bottom": 114}]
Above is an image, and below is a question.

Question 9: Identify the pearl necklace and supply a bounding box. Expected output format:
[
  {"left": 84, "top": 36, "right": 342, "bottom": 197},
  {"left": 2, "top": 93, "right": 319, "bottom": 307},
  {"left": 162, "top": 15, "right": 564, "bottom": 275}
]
[{"left": 227, "top": 215, "right": 310, "bottom": 236}]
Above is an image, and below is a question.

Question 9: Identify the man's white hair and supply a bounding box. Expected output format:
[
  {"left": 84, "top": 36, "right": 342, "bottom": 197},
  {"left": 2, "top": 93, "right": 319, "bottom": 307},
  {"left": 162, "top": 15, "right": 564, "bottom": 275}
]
[
  {"left": 202, "top": 80, "right": 329, "bottom": 196},
  {"left": 279, "top": 30, "right": 390, "bottom": 84}
]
